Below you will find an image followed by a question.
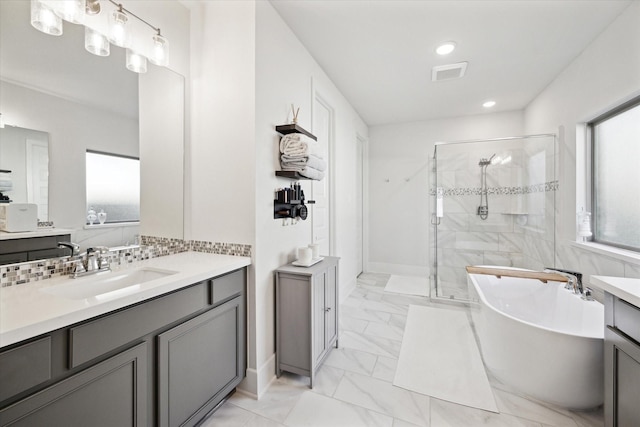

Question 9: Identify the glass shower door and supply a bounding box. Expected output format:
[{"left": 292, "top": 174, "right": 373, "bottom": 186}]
[{"left": 431, "top": 135, "right": 557, "bottom": 302}]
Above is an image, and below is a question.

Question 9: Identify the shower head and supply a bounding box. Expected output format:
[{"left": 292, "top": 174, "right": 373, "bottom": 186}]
[{"left": 478, "top": 153, "right": 496, "bottom": 166}]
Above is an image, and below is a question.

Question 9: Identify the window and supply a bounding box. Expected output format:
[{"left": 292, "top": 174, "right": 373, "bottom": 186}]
[
  {"left": 86, "top": 150, "right": 140, "bottom": 224},
  {"left": 590, "top": 98, "right": 640, "bottom": 252}
]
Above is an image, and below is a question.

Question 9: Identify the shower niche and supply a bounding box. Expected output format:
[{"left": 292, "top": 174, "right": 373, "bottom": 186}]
[{"left": 430, "top": 135, "right": 557, "bottom": 302}]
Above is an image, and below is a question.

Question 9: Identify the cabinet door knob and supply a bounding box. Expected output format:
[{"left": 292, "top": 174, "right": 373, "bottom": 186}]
[{"left": 325, "top": 307, "right": 331, "bottom": 312}]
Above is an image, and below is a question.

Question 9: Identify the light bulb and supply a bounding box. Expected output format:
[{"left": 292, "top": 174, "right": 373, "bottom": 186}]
[
  {"left": 126, "top": 49, "right": 147, "bottom": 73},
  {"left": 51, "top": 0, "right": 84, "bottom": 24},
  {"left": 149, "top": 33, "right": 169, "bottom": 67},
  {"left": 109, "top": 7, "right": 130, "bottom": 48},
  {"left": 85, "top": 27, "right": 110, "bottom": 56},
  {"left": 436, "top": 42, "right": 456, "bottom": 56},
  {"left": 31, "top": 0, "right": 63, "bottom": 36}
]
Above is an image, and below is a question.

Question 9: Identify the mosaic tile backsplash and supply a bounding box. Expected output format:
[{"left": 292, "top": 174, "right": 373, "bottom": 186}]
[{"left": 1, "top": 236, "right": 252, "bottom": 288}]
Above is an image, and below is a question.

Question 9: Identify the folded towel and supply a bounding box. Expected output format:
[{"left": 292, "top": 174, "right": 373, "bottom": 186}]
[
  {"left": 0, "top": 178, "right": 12, "bottom": 191},
  {"left": 280, "top": 164, "right": 325, "bottom": 180},
  {"left": 280, "top": 133, "right": 319, "bottom": 157},
  {"left": 298, "top": 166, "right": 325, "bottom": 181},
  {"left": 280, "top": 154, "right": 327, "bottom": 172}
]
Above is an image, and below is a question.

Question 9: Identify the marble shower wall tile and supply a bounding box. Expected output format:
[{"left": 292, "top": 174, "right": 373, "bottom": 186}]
[
  {"left": 499, "top": 233, "right": 525, "bottom": 253},
  {"left": 439, "top": 248, "right": 483, "bottom": 269},
  {"left": 455, "top": 232, "right": 500, "bottom": 251}
]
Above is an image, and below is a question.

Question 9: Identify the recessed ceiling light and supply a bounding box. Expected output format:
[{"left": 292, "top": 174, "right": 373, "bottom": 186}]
[
  {"left": 483, "top": 100, "right": 496, "bottom": 108},
  {"left": 436, "top": 42, "right": 456, "bottom": 56}
]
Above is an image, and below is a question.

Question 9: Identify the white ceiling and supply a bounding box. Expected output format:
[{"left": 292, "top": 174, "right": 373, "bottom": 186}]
[{"left": 270, "top": 0, "right": 633, "bottom": 126}]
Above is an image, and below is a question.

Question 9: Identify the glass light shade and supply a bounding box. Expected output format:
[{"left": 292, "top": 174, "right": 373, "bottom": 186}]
[
  {"left": 126, "top": 49, "right": 147, "bottom": 73},
  {"left": 109, "top": 8, "right": 130, "bottom": 48},
  {"left": 149, "top": 33, "right": 169, "bottom": 67},
  {"left": 51, "top": 0, "right": 84, "bottom": 24},
  {"left": 31, "top": 0, "right": 63, "bottom": 36},
  {"left": 85, "top": 27, "right": 110, "bottom": 56}
]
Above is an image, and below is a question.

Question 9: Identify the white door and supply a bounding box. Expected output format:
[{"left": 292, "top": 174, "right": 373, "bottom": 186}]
[
  {"left": 312, "top": 97, "right": 332, "bottom": 256},
  {"left": 356, "top": 136, "right": 364, "bottom": 275},
  {"left": 25, "top": 139, "right": 49, "bottom": 221}
]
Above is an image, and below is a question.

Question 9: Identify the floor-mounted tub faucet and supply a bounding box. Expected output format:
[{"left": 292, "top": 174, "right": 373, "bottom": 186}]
[{"left": 544, "top": 267, "right": 583, "bottom": 295}]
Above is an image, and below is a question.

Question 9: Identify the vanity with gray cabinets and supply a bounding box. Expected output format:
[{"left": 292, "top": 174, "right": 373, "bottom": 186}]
[
  {"left": 592, "top": 276, "right": 640, "bottom": 427},
  {"left": 0, "top": 255, "right": 247, "bottom": 427}
]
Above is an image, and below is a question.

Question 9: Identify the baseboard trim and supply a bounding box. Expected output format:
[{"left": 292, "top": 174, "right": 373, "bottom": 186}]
[{"left": 237, "top": 352, "right": 277, "bottom": 399}]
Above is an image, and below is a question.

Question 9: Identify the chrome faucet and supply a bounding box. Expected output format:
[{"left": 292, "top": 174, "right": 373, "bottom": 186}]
[
  {"left": 544, "top": 267, "right": 583, "bottom": 295},
  {"left": 72, "top": 246, "right": 111, "bottom": 278}
]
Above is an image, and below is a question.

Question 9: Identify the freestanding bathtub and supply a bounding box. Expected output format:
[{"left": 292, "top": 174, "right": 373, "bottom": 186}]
[{"left": 467, "top": 267, "right": 604, "bottom": 410}]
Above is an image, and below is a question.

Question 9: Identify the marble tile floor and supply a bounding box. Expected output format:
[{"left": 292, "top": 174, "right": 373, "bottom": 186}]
[{"left": 201, "top": 273, "right": 604, "bottom": 427}]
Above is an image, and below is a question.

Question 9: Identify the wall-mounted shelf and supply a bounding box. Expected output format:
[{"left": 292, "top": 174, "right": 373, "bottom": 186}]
[
  {"left": 275, "top": 124, "right": 317, "bottom": 141},
  {"left": 275, "top": 171, "right": 314, "bottom": 180},
  {"left": 0, "top": 170, "right": 11, "bottom": 174}
]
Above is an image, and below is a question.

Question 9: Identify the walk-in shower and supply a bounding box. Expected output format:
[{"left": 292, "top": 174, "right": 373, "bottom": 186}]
[{"left": 430, "top": 134, "right": 557, "bottom": 302}]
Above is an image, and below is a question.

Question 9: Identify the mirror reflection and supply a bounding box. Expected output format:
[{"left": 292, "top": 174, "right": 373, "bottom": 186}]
[
  {"left": 0, "top": 126, "right": 50, "bottom": 221},
  {"left": 0, "top": 0, "right": 184, "bottom": 245}
]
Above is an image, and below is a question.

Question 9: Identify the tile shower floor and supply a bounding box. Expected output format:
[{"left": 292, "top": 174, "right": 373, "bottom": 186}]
[{"left": 201, "top": 273, "right": 604, "bottom": 427}]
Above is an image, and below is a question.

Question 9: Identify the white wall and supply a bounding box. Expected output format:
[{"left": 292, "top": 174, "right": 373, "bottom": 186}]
[
  {"left": 367, "top": 111, "right": 524, "bottom": 275},
  {"left": 524, "top": 1, "right": 640, "bottom": 287},
  {"left": 249, "top": 0, "right": 368, "bottom": 397}
]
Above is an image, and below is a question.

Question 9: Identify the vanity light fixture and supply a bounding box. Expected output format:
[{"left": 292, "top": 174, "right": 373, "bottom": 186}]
[
  {"left": 30, "top": 0, "right": 63, "bottom": 36},
  {"left": 149, "top": 31, "right": 169, "bottom": 67},
  {"left": 483, "top": 100, "right": 496, "bottom": 108},
  {"left": 51, "top": 0, "right": 85, "bottom": 24},
  {"left": 85, "top": 26, "right": 110, "bottom": 56},
  {"left": 436, "top": 41, "right": 456, "bottom": 56},
  {"left": 85, "top": 0, "right": 101, "bottom": 15},
  {"left": 108, "top": 4, "right": 130, "bottom": 48},
  {"left": 126, "top": 49, "right": 147, "bottom": 73},
  {"left": 30, "top": 0, "right": 170, "bottom": 74}
]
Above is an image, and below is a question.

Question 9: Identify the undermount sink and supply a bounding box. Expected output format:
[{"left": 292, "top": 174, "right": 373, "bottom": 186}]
[{"left": 40, "top": 267, "right": 178, "bottom": 301}]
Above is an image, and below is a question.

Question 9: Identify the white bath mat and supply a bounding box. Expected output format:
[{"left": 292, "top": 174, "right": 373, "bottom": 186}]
[
  {"left": 393, "top": 305, "right": 498, "bottom": 413},
  {"left": 384, "top": 275, "right": 428, "bottom": 297}
]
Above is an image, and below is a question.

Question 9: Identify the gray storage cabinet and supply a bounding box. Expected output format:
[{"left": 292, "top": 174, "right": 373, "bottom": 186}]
[
  {"left": 604, "top": 292, "right": 640, "bottom": 427},
  {"left": 275, "top": 256, "right": 339, "bottom": 388},
  {"left": 0, "top": 267, "right": 246, "bottom": 427}
]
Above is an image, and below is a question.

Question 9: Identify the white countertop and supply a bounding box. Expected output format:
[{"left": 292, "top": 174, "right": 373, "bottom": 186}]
[
  {"left": 0, "top": 252, "right": 251, "bottom": 348},
  {"left": 0, "top": 228, "right": 74, "bottom": 240},
  {"left": 591, "top": 275, "right": 640, "bottom": 307}
]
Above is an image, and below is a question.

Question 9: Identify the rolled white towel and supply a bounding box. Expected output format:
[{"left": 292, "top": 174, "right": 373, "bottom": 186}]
[
  {"left": 279, "top": 133, "right": 318, "bottom": 156},
  {"left": 280, "top": 154, "right": 326, "bottom": 172}
]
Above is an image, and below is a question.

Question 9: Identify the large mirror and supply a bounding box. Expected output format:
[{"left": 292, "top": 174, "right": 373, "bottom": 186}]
[{"left": 0, "top": 0, "right": 184, "bottom": 245}]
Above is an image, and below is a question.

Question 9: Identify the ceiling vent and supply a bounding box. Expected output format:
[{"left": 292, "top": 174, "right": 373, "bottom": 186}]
[{"left": 432, "top": 62, "right": 468, "bottom": 82}]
